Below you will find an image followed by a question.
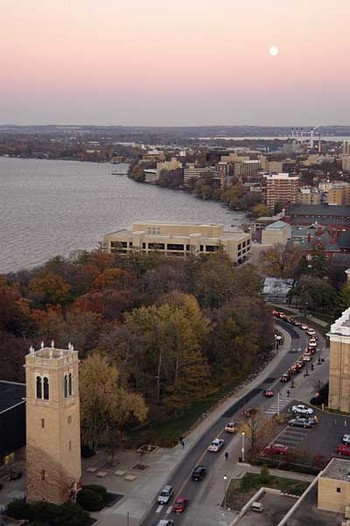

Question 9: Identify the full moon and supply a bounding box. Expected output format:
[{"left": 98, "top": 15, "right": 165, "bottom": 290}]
[{"left": 269, "top": 46, "right": 279, "bottom": 56}]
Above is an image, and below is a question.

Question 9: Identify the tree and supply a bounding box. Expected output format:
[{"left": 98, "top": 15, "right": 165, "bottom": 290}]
[
  {"left": 80, "top": 353, "right": 147, "bottom": 454},
  {"left": 336, "top": 282, "right": 350, "bottom": 315},
  {"left": 28, "top": 273, "right": 71, "bottom": 306},
  {"left": 239, "top": 409, "right": 278, "bottom": 451},
  {"left": 260, "top": 244, "right": 303, "bottom": 279}
]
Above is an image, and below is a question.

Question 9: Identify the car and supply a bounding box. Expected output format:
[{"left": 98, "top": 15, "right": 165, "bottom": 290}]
[
  {"left": 280, "top": 373, "right": 290, "bottom": 382},
  {"left": 336, "top": 444, "right": 350, "bottom": 457},
  {"left": 224, "top": 421, "right": 239, "bottom": 433},
  {"left": 295, "top": 360, "right": 305, "bottom": 369},
  {"left": 156, "top": 521, "right": 174, "bottom": 526},
  {"left": 242, "top": 408, "right": 257, "bottom": 417},
  {"left": 192, "top": 465, "right": 207, "bottom": 481},
  {"left": 288, "top": 417, "right": 315, "bottom": 428},
  {"left": 172, "top": 496, "right": 189, "bottom": 513},
  {"left": 342, "top": 434, "right": 350, "bottom": 445},
  {"left": 291, "top": 404, "right": 314, "bottom": 415},
  {"left": 263, "top": 389, "right": 274, "bottom": 398},
  {"left": 208, "top": 438, "right": 225, "bottom": 452},
  {"left": 308, "top": 338, "right": 317, "bottom": 348},
  {"left": 307, "top": 328, "right": 316, "bottom": 336},
  {"left": 301, "top": 324, "right": 309, "bottom": 330},
  {"left": 294, "top": 321, "right": 302, "bottom": 327},
  {"left": 302, "top": 354, "right": 312, "bottom": 362},
  {"left": 263, "top": 443, "right": 289, "bottom": 456},
  {"left": 158, "top": 485, "right": 174, "bottom": 504}
]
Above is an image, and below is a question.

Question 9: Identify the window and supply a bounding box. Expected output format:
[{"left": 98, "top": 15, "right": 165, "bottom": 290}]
[
  {"left": 200, "top": 245, "right": 204, "bottom": 252},
  {"left": 167, "top": 243, "right": 184, "bottom": 251},
  {"left": 148, "top": 243, "right": 165, "bottom": 250},
  {"left": 64, "top": 373, "right": 73, "bottom": 398},
  {"left": 41, "top": 418, "right": 45, "bottom": 429},
  {"left": 41, "top": 470, "right": 46, "bottom": 481},
  {"left": 69, "top": 441, "right": 72, "bottom": 451},
  {"left": 43, "top": 377, "right": 49, "bottom": 400},
  {"left": 205, "top": 245, "right": 218, "bottom": 252},
  {"left": 337, "top": 487, "right": 341, "bottom": 493},
  {"left": 36, "top": 376, "right": 42, "bottom": 399},
  {"left": 64, "top": 374, "right": 68, "bottom": 398}
]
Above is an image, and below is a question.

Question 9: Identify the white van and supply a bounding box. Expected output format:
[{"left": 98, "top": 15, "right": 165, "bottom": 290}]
[{"left": 251, "top": 501, "right": 264, "bottom": 512}]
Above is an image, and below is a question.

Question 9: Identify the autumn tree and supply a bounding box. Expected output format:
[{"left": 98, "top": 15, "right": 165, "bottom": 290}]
[
  {"left": 28, "top": 273, "right": 71, "bottom": 306},
  {"left": 80, "top": 353, "right": 147, "bottom": 455},
  {"left": 240, "top": 408, "right": 278, "bottom": 452},
  {"left": 260, "top": 244, "right": 303, "bottom": 279}
]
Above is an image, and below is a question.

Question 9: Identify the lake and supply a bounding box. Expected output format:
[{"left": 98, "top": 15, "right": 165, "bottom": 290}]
[{"left": 0, "top": 158, "right": 245, "bottom": 273}]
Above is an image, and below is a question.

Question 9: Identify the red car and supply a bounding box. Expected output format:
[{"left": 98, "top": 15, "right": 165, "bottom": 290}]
[
  {"left": 263, "top": 443, "right": 289, "bottom": 456},
  {"left": 264, "top": 389, "right": 274, "bottom": 398},
  {"left": 172, "top": 496, "right": 189, "bottom": 513},
  {"left": 242, "top": 408, "right": 257, "bottom": 417},
  {"left": 280, "top": 373, "right": 290, "bottom": 382},
  {"left": 336, "top": 444, "right": 350, "bottom": 457}
]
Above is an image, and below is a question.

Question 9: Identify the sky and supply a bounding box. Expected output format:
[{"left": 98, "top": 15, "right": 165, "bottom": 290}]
[{"left": 1, "top": 0, "right": 350, "bottom": 126}]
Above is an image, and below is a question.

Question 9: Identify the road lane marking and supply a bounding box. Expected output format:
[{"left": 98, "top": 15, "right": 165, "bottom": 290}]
[
  {"left": 165, "top": 506, "right": 172, "bottom": 515},
  {"left": 156, "top": 505, "right": 163, "bottom": 514}
]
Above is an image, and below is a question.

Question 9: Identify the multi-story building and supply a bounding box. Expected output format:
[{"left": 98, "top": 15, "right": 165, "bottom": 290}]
[
  {"left": 264, "top": 173, "right": 300, "bottom": 211},
  {"left": 318, "top": 458, "right": 350, "bottom": 513},
  {"left": 328, "top": 182, "right": 350, "bottom": 205},
  {"left": 183, "top": 165, "right": 218, "bottom": 186},
  {"left": 342, "top": 141, "right": 350, "bottom": 172},
  {"left": 297, "top": 187, "right": 322, "bottom": 205},
  {"left": 217, "top": 162, "right": 234, "bottom": 189},
  {"left": 328, "top": 307, "right": 350, "bottom": 412},
  {"left": 287, "top": 204, "right": 350, "bottom": 231},
  {"left": 103, "top": 222, "right": 251, "bottom": 264},
  {"left": 26, "top": 343, "right": 81, "bottom": 504}
]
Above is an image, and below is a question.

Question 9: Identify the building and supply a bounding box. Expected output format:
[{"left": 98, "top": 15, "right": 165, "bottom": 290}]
[
  {"left": 297, "top": 187, "right": 321, "bottom": 205},
  {"left": 327, "top": 182, "right": 350, "bottom": 206},
  {"left": 287, "top": 204, "right": 350, "bottom": 231},
  {"left": 318, "top": 458, "right": 350, "bottom": 513},
  {"left": 261, "top": 220, "right": 291, "bottom": 245},
  {"left": 328, "top": 307, "right": 350, "bottom": 412},
  {"left": 217, "top": 162, "right": 233, "bottom": 189},
  {"left": 264, "top": 173, "right": 300, "bottom": 211},
  {"left": 25, "top": 343, "right": 81, "bottom": 504},
  {"left": 184, "top": 165, "right": 217, "bottom": 186},
  {"left": 103, "top": 222, "right": 251, "bottom": 264},
  {"left": 0, "top": 381, "right": 26, "bottom": 465}
]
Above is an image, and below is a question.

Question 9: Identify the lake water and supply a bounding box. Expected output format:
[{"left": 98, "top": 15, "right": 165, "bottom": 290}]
[{"left": 0, "top": 158, "right": 245, "bottom": 273}]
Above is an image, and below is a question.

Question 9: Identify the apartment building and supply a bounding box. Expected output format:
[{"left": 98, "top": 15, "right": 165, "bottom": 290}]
[
  {"left": 328, "top": 182, "right": 350, "bottom": 205},
  {"left": 103, "top": 222, "right": 251, "bottom": 264},
  {"left": 297, "top": 187, "right": 322, "bottom": 205},
  {"left": 264, "top": 173, "right": 300, "bottom": 210},
  {"left": 183, "top": 165, "right": 218, "bottom": 186}
]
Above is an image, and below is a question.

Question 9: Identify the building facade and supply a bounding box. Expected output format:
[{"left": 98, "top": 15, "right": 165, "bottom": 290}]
[
  {"left": 103, "top": 222, "right": 251, "bottom": 264},
  {"left": 318, "top": 458, "right": 350, "bottom": 513},
  {"left": 328, "top": 308, "right": 350, "bottom": 412},
  {"left": 0, "top": 381, "right": 26, "bottom": 465},
  {"left": 264, "top": 173, "right": 300, "bottom": 211},
  {"left": 25, "top": 343, "right": 81, "bottom": 504}
]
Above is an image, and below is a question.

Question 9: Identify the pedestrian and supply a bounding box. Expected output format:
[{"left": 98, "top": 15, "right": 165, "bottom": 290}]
[
  {"left": 311, "top": 364, "right": 314, "bottom": 371},
  {"left": 180, "top": 439, "right": 185, "bottom": 449},
  {"left": 224, "top": 451, "right": 229, "bottom": 461},
  {"left": 287, "top": 390, "right": 290, "bottom": 398}
]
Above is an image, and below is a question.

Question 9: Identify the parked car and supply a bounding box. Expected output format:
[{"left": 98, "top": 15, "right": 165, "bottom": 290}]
[
  {"left": 156, "top": 521, "right": 174, "bottom": 526},
  {"left": 280, "top": 373, "right": 290, "bottom": 382},
  {"left": 224, "top": 421, "right": 239, "bottom": 433},
  {"left": 291, "top": 404, "right": 314, "bottom": 415},
  {"left": 242, "top": 407, "right": 257, "bottom": 417},
  {"left": 191, "top": 466, "right": 207, "bottom": 481},
  {"left": 342, "top": 434, "right": 350, "bottom": 445},
  {"left": 302, "top": 354, "right": 312, "bottom": 362},
  {"left": 301, "top": 324, "right": 309, "bottom": 330},
  {"left": 208, "top": 438, "right": 225, "bottom": 452},
  {"left": 288, "top": 417, "right": 315, "bottom": 428},
  {"left": 264, "top": 389, "right": 274, "bottom": 398},
  {"left": 308, "top": 338, "right": 317, "bottom": 348},
  {"left": 336, "top": 444, "right": 350, "bottom": 457},
  {"left": 307, "top": 328, "right": 316, "bottom": 336},
  {"left": 172, "top": 496, "right": 189, "bottom": 513},
  {"left": 158, "top": 485, "right": 174, "bottom": 504},
  {"left": 263, "top": 443, "right": 289, "bottom": 456}
]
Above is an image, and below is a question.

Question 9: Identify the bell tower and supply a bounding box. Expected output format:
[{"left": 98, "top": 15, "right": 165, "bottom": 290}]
[
  {"left": 25, "top": 342, "right": 81, "bottom": 504},
  {"left": 328, "top": 308, "right": 350, "bottom": 412}
]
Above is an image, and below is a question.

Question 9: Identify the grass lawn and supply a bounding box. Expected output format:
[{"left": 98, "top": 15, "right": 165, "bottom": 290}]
[{"left": 225, "top": 472, "right": 309, "bottom": 510}]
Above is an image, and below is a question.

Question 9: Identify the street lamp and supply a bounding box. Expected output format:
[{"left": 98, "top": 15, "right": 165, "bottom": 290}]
[
  {"left": 223, "top": 475, "right": 228, "bottom": 509},
  {"left": 241, "top": 432, "right": 245, "bottom": 462}
]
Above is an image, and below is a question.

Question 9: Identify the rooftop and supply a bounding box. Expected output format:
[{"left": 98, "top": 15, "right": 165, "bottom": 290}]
[
  {"left": 0, "top": 381, "right": 26, "bottom": 414},
  {"left": 290, "top": 204, "right": 350, "bottom": 217},
  {"left": 265, "top": 220, "right": 290, "bottom": 230},
  {"left": 321, "top": 457, "right": 350, "bottom": 481},
  {"left": 328, "top": 307, "right": 350, "bottom": 337}
]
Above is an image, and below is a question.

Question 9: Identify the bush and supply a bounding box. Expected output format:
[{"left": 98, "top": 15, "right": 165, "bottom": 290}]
[
  {"left": 83, "top": 484, "right": 108, "bottom": 504},
  {"left": 77, "top": 488, "right": 104, "bottom": 511},
  {"left": 81, "top": 445, "right": 96, "bottom": 458},
  {"left": 6, "top": 498, "right": 31, "bottom": 520},
  {"left": 260, "top": 466, "right": 271, "bottom": 484},
  {"left": 6, "top": 499, "right": 89, "bottom": 526}
]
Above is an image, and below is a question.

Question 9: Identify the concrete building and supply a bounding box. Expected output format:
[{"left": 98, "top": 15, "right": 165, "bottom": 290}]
[
  {"left": 183, "top": 165, "right": 217, "bottom": 186},
  {"left": 328, "top": 307, "right": 350, "bottom": 412},
  {"left": 0, "top": 381, "right": 26, "bottom": 465},
  {"left": 156, "top": 158, "right": 182, "bottom": 177},
  {"left": 264, "top": 173, "right": 300, "bottom": 211},
  {"left": 25, "top": 343, "right": 81, "bottom": 504},
  {"left": 318, "top": 458, "right": 350, "bottom": 513},
  {"left": 261, "top": 220, "right": 291, "bottom": 245},
  {"left": 103, "top": 222, "right": 251, "bottom": 264},
  {"left": 297, "top": 187, "right": 321, "bottom": 205},
  {"left": 328, "top": 182, "right": 350, "bottom": 206}
]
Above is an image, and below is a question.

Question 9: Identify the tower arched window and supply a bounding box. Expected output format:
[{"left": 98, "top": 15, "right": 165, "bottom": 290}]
[
  {"left": 68, "top": 373, "right": 73, "bottom": 396},
  {"left": 64, "top": 374, "right": 68, "bottom": 398},
  {"left": 43, "top": 377, "right": 49, "bottom": 400},
  {"left": 36, "top": 376, "right": 42, "bottom": 399}
]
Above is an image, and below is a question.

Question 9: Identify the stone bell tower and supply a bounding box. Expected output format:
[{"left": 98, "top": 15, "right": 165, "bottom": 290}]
[
  {"left": 25, "top": 342, "right": 81, "bottom": 504},
  {"left": 328, "top": 308, "right": 350, "bottom": 412}
]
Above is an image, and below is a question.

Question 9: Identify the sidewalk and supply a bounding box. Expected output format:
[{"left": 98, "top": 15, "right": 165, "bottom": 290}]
[{"left": 91, "top": 325, "right": 293, "bottom": 526}]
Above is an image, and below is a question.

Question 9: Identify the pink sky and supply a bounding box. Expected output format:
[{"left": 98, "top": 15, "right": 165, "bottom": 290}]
[{"left": 1, "top": 0, "right": 349, "bottom": 125}]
